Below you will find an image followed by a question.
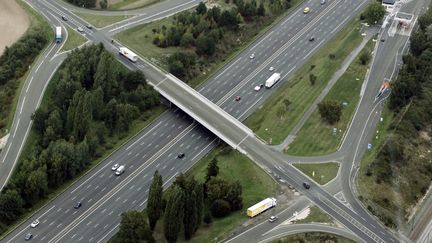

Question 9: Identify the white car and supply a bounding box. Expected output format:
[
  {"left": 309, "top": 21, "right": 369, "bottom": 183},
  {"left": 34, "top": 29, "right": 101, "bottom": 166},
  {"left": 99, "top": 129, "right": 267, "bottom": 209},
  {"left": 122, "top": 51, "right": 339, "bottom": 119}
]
[
  {"left": 249, "top": 53, "right": 255, "bottom": 59},
  {"left": 254, "top": 84, "right": 264, "bottom": 91},
  {"left": 30, "top": 219, "right": 39, "bottom": 228},
  {"left": 268, "top": 216, "right": 278, "bottom": 222},
  {"left": 77, "top": 27, "right": 84, "bottom": 33},
  {"left": 269, "top": 67, "right": 275, "bottom": 71},
  {"left": 111, "top": 163, "right": 119, "bottom": 171}
]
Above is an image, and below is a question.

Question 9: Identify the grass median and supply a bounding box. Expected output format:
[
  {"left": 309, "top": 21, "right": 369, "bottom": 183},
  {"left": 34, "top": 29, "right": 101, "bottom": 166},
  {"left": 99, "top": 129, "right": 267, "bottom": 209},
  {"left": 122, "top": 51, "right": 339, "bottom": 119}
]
[
  {"left": 74, "top": 12, "right": 133, "bottom": 28},
  {"left": 60, "top": 26, "right": 87, "bottom": 52},
  {"left": 293, "top": 162, "right": 339, "bottom": 185},
  {"left": 286, "top": 38, "right": 375, "bottom": 155},
  {"left": 245, "top": 18, "right": 364, "bottom": 145},
  {"left": 294, "top": 206, "right": 335, "bottom": 225}
]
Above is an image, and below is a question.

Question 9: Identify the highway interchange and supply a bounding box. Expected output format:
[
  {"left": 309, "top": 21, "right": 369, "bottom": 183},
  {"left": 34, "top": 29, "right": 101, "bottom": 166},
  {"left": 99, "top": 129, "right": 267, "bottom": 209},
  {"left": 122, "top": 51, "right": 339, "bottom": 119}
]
[{"left": 0, "top": 0, "right": 430, "bottom": 242}]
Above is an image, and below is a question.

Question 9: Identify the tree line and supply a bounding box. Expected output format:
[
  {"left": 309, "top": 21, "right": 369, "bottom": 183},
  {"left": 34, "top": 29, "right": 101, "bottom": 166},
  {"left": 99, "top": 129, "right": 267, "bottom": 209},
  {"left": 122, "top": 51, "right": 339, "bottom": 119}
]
[
  {"left": 155, "top": 0, "right": 292, "bottom": 81},
  {"left": 112, "top": 158, "right": 243, "bottom": 242},
  {"left": 364, "top": 6, "right": 432, "bottom": 227},
  {"left": 66, "top": 0, "right": 96, "bottom": 8},
  {"left": 0, "top": 31, "right": 48, "bottom": 134},
  {"left": 0, "top": 44, "right": 159, "bottom": 233}
]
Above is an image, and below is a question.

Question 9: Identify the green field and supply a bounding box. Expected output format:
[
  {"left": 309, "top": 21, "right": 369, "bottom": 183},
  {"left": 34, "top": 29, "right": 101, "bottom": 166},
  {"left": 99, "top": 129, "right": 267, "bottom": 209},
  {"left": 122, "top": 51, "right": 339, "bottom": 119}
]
[
  {"left": 108, "top": 0, "right": 160, "bottom": 10},
  {"left": 75, "top": 12, "right": 133, "bottom": 28},
  {"left": 151, "top": 146, "right": 278, "bottom": 242},
  {"left": 60, "top": 26, "right": 87, "bottom": 52},
  {"left": 294, "top": 206, "right": 335, "bottom": 224},
  {"left": 274, "top": 232, "right": 354, "bottom": 243},
  {"left": 245, "top": 18, "right": 364, "bottom": 145},
  {"left": 293, "top": 162, "right": 339, "bottom": 185},
  {"left": 286, "top": 38, "right": 375, "bottom": 155}
]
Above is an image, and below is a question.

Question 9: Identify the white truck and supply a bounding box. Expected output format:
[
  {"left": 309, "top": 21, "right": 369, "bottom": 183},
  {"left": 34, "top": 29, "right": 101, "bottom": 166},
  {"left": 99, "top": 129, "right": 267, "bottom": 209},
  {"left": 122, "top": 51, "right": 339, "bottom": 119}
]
[
  {"left": 247, "top": 197, "right": 277, "bottom": 217},
  {"left": 55, "top": 26, "right": 62, "bottom": 43},
  {"left": 265, "top": 73, "right": 281, "bottom": 88},
  {"left": 119, "top": 47, "right": 138, "bottom": 62},
  {"left": 115, "top": 165, "right": 125, "bottom": 176}
]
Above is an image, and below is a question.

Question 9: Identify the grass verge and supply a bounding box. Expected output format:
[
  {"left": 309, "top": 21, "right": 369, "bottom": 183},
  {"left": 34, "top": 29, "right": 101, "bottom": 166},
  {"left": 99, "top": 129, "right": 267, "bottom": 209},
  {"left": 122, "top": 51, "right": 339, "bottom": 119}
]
[
  {"left": 0, "top": 0, "right": 52, "bottom": 138},
  {"left": 60, "top": 26, "right": 87, "bottom": 52},
  {"left": 108, "top": 0, "right": 160, "bottom": 10},
  {"left": 286, "top": 38, "right": 375, "bottom": 155},
  {"left": 245, "top": 17, "right": 364, "bottom": 144},
  {"left": 293, "top": 162, "right": 339, "bottom": 185},
  {"left": 75, "top": 12, "right": 133, "bottom": 28},
  {"left": 294, "top": 206, "right": 335, "bottom": 225},
  {"left": 151, "top": 145, "right": 278, "bottom": 243},
  {"left": 274, "top": 232, "right": 354, "bottom": 243}
]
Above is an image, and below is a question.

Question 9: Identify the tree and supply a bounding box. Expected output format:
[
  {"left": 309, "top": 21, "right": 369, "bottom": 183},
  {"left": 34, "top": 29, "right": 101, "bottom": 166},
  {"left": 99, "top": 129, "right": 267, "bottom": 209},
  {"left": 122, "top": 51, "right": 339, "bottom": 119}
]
[
  {"left": 117, "top": 211, "right": 154, "bottom": 243},
  {"left": 32, "top": 107, "right": 49, "bottom": 134},
  {"left": 203, "top": 211, "right": 213, "bottom": 224},
  {"left": 0, "top": 189, "right": 24, "bottom": 223},
  {"left": 196, "top": 2, "right": 207, "bottom": 15},
  {"left": 205, "top": 158, "right": 219, "bottom": 182},
  {"left": 257, "top": 3, "right": 266, "bottom": 16},
  {"left": 164, "top": 186, "right": 185, "bottom": 243},
  {"left": 194, "top": 183, "right": 204, "bottom": 230},
  {"left": 362, "top": 2, "right": 386, "bottom": 25},
  {"left": 147, "top": 170, "right": 163, "bottom": 230},
  {"left": 317, "top": 100, "right": 343, "bottom": 124},
  {"left": 196, "top": 35, "right": 216, "bottom": 56}
]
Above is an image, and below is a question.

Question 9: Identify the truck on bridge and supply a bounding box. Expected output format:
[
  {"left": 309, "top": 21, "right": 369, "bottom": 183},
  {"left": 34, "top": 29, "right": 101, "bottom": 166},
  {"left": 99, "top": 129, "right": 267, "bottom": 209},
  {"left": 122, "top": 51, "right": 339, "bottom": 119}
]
[
  {"left": 265, "top": 73, "right": 281, "bottom": 88},
  {"left": 55, "top": 26, "right": 62, "bottom": 43},
  {"left": 119, "top": 47, "right": 138, "bottom": 62},
  {"left": 247, "top": 197, "right": 277, "bottom": 217}
]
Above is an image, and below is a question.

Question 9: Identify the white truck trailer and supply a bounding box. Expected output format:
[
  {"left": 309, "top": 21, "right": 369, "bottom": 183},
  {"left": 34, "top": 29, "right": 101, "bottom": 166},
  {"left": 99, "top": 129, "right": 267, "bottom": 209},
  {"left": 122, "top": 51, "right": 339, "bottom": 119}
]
[
  {"left": 247, "top": 197, "right": 277, "bottom": 217},
  {"left": 119, "top": 47, "right": 138, "bottom": 62},
  {"left": 55, "top": 26, "right": 62, "bottom": 43},
  {"left": 265, "top": 73, "right": 281, "bottom": 88}
]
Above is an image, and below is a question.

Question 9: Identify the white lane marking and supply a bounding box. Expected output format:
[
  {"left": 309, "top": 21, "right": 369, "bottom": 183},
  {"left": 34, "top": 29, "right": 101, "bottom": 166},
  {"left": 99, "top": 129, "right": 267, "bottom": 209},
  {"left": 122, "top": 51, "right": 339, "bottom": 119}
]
[
  {"left": 302, "top": 39, "right": 325, "bottom": 60},
  {"left": 95, "top": 223, "right": 120, "bottom": 243},
  {"left": 26, "top": 77, "right": 33, "bottom": 93},
  {"left": 12, "top": 118, "right": 20, "bottom": 138},
  {"left": 19, "top": 96, "right": 26, "bottom": 114},
  {"left": 125, "top": 121, "right": 161, "bottom": 150}
]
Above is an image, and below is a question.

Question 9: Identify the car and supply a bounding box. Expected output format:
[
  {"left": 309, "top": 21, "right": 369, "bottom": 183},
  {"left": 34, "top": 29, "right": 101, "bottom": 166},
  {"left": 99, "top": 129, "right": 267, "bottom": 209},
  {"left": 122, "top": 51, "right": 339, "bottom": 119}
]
[
  {"left": 320, "top": 0, "right": 326, "bottom": 4},
  {"left": 303, "top": 182, "right": 310, "bottom": 189},
  {"left": 249, "top": 53, "right": 255, "bottom": 59},
  {"left": 61, "top": 16, "right": 67, "bottom": 21},
  {"left": 178, "top": 153, "right": 185, "bottom": 158},
  {"left": 30, "top": 219, "right": 39, "bottom": 228},
  {"left": 235, "top": 96, "right": 241, "bottom": 101},
  {"left": 25, "top": 233, "right": 33, "bottom": 241},
  {"left": 254, "top": 85, "right": 261, "bottom": 91},
  {"left": 303, "top": 7, "right": 310, "bottom": 14},
  {"left": 380, "top": 38, "right": 386, "bottom": 42},
  {"left": 77, "top": 27, "right": 84, "bottom": 33},
  {"left": 269, "top": 66, "right": 275, "bottom": 71},
  {"left": 268, "top": 216, "right": 278, "bottom": 222},
  {"left": 74, "top": 202, "right": 82, "bottom": 209},
  {"left": 111, "top": 163, "right": 120, "bottom": 171},
  {"left": 115, "top": 165, "right": 125, "bottom": 176},
  {"left": 309, "top": 36, "right": 315, "bottom": 42},
  {"left": 86, "top": 24, "right": 93, "bottom": 29}
]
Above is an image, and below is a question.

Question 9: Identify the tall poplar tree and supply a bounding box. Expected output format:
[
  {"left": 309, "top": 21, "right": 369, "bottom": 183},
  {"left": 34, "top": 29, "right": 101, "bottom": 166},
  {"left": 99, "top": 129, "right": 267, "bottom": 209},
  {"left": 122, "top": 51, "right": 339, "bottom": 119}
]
[{"left": 147, "top": 170, "right": 163, "bottom": 230}]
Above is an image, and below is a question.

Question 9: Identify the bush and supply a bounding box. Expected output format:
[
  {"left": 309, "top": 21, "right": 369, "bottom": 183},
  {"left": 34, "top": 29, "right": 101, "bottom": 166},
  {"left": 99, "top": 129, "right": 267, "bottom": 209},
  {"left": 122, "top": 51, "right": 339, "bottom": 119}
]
[{"left": 210, "top": 199, "right": 231, "bottom": 217}]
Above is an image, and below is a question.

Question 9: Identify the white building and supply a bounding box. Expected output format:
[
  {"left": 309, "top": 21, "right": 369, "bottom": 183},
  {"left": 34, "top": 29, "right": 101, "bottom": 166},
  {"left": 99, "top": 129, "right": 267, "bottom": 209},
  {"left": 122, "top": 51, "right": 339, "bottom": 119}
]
[{"left": 382, "top": 0, "right": 396, "bottom": 13}]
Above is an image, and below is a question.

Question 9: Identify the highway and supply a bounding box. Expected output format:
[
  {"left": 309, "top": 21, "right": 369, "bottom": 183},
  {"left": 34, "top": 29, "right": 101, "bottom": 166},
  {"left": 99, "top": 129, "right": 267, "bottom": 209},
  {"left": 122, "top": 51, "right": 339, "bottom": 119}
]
[{"left": 1, "top": 0, "right": 428, "bottom": 242}]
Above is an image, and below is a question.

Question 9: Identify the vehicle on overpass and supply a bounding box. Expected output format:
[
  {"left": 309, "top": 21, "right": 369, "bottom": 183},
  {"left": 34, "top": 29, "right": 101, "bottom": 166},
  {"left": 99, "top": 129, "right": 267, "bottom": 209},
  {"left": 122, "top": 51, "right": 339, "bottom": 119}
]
[
  {"left": 265, "top": 73, "right": 281, "bottom": 88},
  {"left": 119, "top": 47, "right": 138, "bottom": 62},
  {"left": 247, "top": 197, "right": 277, "bottom": 217},
  {"left": 55, "top": 26, "right": 62, "bottom": 43}
]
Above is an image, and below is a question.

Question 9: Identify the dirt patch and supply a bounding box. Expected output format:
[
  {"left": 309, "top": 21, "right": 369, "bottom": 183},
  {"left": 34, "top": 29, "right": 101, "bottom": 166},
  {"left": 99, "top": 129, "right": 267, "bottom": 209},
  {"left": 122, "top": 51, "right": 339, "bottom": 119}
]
[{"left": 0, "top": 0, "right": 30, "bottom": 55}]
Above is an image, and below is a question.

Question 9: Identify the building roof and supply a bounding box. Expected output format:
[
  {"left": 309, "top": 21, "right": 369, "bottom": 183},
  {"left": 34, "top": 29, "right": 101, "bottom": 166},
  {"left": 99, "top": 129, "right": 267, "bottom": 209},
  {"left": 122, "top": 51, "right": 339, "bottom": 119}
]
[
  {"left": 382, "top": 0, "right": 396, "bottom": 5},
  {"left": 396, "top": 12, "right": 414, "bottom": 21}
]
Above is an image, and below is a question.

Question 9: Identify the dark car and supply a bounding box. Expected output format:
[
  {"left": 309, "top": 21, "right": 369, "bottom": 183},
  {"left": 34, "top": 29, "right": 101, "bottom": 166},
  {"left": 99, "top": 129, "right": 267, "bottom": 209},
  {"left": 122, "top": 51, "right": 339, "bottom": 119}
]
[
  {"left": 61, "top": 16, "right": 67, "bottom": 21},
  {"left": 380, "top": 38, "right": 386, "bottom": 42},
  {"left": 309, "top": 36, "right": 315, "bottom": 42},
  {"left": 235, "top": 96, "right": 241, "bottom": 101},
  {"left": 25, "top": 233, "right": 33, "bottom": 241},
  {"left": 303, "top": 182, "right": 310, "bottom": 189},
  {"left": 178, "top": 153, "right": 185, "bottom": 159},
  {"left": 74, "top": 202, "right": 82, "bottom": 209}
]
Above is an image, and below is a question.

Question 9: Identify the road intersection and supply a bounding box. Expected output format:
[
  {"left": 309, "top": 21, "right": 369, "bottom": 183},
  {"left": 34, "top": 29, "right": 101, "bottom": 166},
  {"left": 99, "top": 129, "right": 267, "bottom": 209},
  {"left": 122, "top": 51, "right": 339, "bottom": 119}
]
[{"left": 0, "top": 0, "right": 430, "bottom": 242}]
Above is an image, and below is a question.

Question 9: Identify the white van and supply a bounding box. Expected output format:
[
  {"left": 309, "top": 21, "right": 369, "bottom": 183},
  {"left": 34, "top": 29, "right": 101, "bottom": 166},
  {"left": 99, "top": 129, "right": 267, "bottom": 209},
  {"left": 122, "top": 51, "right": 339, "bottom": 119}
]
[{"left": 115, "top": 165, "right": 125, "bottom": 176}]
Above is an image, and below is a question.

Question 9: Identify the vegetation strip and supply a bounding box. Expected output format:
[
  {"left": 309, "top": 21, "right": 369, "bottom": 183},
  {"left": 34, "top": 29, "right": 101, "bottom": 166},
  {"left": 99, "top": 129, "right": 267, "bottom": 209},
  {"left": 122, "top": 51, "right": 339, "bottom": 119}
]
[{"left": 60, "top": 26, "right": 87, "bottom": 52}]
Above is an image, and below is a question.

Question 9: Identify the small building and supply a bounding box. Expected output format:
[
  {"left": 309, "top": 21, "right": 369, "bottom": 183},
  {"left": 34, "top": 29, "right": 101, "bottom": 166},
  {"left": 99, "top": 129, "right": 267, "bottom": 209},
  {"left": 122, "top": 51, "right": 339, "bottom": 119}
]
[
  {"left": 382, "top": 0, "right": 396, "bottom": 12},
  {"left": 395, "top": 12, "right": 414, "bottom": 28}
]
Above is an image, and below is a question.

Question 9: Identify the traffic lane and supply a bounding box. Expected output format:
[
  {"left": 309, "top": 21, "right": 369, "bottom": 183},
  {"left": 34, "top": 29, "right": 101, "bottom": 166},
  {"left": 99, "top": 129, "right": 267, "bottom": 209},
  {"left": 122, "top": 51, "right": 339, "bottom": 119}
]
[
  {"left": 240, "top": 136, "right": 395, "bottom": 242},
  {"left": 260, "top": 223, "right": 363, "bottom": 243},
  {"left": 2, "top": 109, "right": 194, "bottom": 242},
  {"left": 199, "top": 0, "right": 359, "bottom": 104},
  {"left": 47, "top": 126, "right": 216, "bottom": 242},
  {"left": 225, "top": 196, "right": 311, "bottom": 243}
]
